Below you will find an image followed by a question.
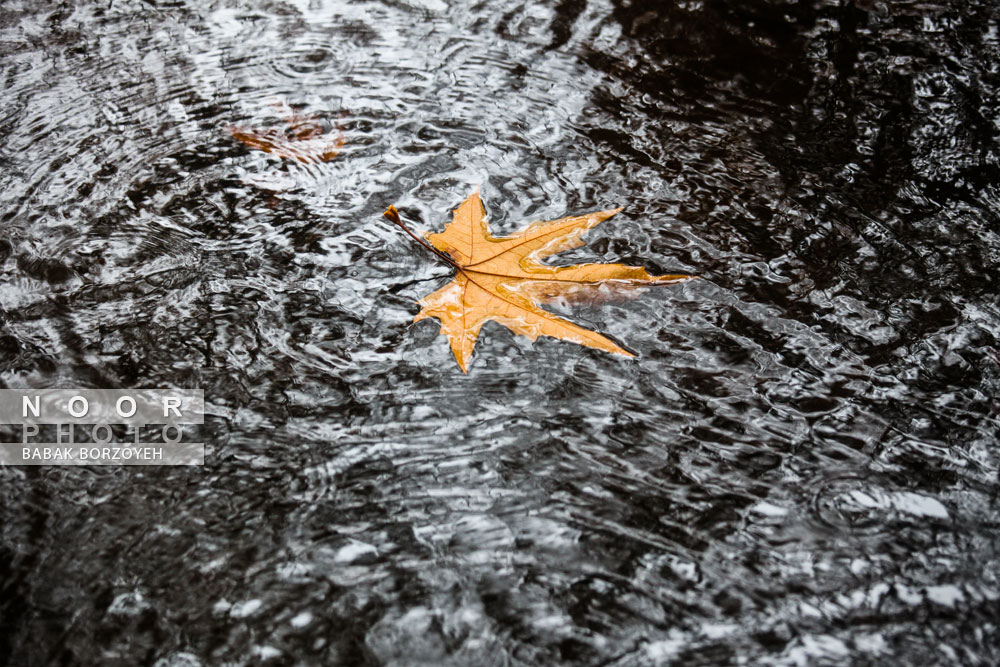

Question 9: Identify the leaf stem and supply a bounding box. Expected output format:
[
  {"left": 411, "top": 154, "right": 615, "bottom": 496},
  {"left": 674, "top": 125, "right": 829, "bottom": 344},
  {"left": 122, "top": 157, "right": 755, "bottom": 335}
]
[{"left": 383, "top": 205, "right": 463, "bottom": 271}]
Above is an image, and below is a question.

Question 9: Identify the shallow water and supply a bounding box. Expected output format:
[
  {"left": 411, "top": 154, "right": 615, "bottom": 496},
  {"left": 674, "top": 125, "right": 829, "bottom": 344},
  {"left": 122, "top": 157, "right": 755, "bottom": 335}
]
[{"left": 1, "top": 0, "right": 999, "bottom": 664}]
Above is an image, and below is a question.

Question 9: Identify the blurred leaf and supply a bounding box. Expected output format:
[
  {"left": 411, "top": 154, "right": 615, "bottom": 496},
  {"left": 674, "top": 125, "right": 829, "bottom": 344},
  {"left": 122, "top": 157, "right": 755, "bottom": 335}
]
[{"left": 229, "top": 101, "right": 344, "bottom": 163}]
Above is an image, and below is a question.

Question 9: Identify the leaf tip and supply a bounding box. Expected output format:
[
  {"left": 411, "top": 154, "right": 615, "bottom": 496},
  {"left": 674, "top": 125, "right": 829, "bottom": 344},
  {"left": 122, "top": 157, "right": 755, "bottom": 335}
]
[
  {"left": 606, "top": 343, "right": 635, "bottom": 358},
  {"left": 591, "top": 206, "right": 624, "bottom": 225},
  {"left": 384, "top": 205, "right": 401, "bottom": 225},
  {"left": 452, "top": 347, "right": 472, "bottom": 373}
]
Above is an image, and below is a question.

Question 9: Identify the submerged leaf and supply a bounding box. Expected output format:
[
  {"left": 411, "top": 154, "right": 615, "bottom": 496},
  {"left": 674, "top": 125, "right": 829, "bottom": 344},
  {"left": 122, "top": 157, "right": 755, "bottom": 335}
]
[{"left": 229, "top": 101, "right": 345, "bottom": 163}]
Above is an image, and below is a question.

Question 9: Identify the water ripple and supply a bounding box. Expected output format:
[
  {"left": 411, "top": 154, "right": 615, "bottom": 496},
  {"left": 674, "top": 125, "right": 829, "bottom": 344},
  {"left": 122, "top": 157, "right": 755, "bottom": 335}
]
[{"left": 1, "top": 0, "right": 998, "bottom": 665}]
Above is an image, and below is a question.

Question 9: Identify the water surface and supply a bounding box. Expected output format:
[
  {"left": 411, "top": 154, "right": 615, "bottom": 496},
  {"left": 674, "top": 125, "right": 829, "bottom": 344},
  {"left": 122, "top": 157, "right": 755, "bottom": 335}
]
[{"left": 1, "top": 0, "right": 999, "bottom": 665}]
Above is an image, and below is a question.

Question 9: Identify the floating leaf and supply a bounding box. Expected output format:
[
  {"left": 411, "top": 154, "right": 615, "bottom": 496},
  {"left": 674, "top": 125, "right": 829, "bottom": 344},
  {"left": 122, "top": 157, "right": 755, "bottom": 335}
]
[{"left": 385, "top": 190, "right": 695, "bottom": 372}]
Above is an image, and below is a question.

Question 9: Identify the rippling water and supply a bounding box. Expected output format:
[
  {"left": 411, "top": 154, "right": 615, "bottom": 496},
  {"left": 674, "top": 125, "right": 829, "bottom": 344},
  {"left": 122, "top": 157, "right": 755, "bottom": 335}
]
[{"left": 2, "top": 0, "right": 999, "bottom": 664}]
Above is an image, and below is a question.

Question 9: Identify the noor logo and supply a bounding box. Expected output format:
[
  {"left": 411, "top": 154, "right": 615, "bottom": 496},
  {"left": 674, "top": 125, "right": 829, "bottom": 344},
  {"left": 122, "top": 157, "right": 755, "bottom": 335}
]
[{"left": 0, "top": 389, "right": 205, "bottom": 466}]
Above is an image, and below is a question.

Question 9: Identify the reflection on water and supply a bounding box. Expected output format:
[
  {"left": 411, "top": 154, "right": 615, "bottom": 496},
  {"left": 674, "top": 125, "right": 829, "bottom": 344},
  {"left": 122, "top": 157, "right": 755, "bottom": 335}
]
[{"left": 1, "top": 0, "right": 998, "bottom": 664}]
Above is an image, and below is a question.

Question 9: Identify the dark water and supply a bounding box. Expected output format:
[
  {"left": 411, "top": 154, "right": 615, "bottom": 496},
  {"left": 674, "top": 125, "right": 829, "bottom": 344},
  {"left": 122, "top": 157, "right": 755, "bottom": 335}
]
[{"left": 2, "top": 0, "right": 999, "bottom": 664}]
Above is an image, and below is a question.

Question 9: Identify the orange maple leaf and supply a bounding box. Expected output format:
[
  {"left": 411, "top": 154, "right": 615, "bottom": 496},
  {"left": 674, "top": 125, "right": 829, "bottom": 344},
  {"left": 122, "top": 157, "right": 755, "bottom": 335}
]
[
  {"left": 385, "top": 190, "right": 695, "bottom": 372},
  {"left": 228, "top": 101, "right": 345, "bottom": 163}
]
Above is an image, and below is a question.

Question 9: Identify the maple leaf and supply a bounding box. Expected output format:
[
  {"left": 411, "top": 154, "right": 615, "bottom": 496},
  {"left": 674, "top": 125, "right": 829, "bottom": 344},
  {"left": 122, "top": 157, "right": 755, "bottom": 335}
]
[
  {"left": 385, "top": 190, "right": 695, "bottom": 372},
  {"left": 229, "top": 101, "right": 345, "bottom": 163}
]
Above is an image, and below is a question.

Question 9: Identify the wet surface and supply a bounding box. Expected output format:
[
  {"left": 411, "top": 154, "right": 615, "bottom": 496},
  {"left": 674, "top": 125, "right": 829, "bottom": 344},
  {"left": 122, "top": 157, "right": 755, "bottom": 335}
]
[{"left": 1, "top": 0, "right": 999, "bottom": 664}]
